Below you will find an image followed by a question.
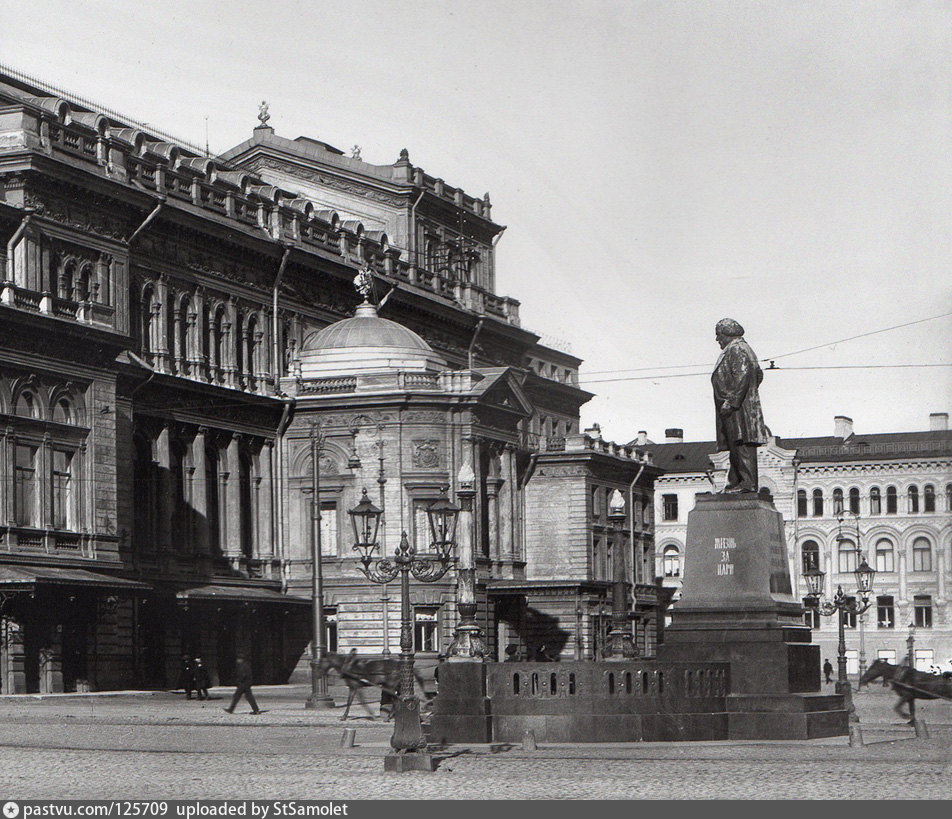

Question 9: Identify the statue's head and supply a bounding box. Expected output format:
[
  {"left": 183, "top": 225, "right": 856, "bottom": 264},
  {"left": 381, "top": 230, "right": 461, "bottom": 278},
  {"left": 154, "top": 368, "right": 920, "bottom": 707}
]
[{"left": 715, "top": 318, "right": 744, "bottom": 347}]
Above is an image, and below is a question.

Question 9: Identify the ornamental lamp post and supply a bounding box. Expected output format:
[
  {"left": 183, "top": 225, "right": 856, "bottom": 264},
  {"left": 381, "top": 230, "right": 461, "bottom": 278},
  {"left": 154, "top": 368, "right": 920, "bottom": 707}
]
[
  {"left": 605, "top": 489, "right": 637, "bottom": 659},
  {"left": 351, "top": 487, "right": 458, "bottom": 773},
  {"left": 446, "top": 461, "right": 486, "bottom": 660},
  {"left": 804, "top": 554, "right": 876, "bottom": 721}
]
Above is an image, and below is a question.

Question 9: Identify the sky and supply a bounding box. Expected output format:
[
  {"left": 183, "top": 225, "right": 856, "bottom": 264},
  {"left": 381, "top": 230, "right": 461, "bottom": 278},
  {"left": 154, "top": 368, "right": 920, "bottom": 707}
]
[{"left": 4, "top": 1, "right": 950, "bottom": 443}]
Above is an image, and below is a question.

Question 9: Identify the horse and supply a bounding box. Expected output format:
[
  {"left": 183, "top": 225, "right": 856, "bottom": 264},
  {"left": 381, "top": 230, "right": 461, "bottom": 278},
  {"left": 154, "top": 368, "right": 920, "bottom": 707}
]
[
  {"left": 859, "top": 658, "right": 952, "bottom": 724},
  {"left": 318, "top": 652, "right": 425, "bottom": 721}
]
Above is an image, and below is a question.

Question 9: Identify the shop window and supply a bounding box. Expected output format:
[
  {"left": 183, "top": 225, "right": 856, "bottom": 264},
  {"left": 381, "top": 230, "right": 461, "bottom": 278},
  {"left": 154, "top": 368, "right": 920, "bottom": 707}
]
[
  {"left": 802, "top": 598, "right": 820, "bottom": 629},
  {"left": 912, "top": 537, "right": 932, "bottom": 573},
  {"left": 876, "top": 596, "right": 894, "bottom": 629},
  {"left": 874, "top": 539, "right": 894, "bottom": 573},
  {"left": 877, "top": 649, "right": 896, "bottom": 663},
  {"left": 914, "top": 595, "right": 932, "bottom": 629},
  {"left": 915, "top": 649, "right": 934, "bottom": 671},
  {"left": 413, "top": 606, "right": 440, "bottom": 653}
]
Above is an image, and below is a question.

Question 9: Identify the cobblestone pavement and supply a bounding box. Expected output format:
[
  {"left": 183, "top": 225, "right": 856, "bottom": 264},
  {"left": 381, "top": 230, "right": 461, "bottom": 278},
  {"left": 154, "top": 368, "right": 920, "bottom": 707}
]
[{"left": 0, "top": 684, "right": 947, "bottom": 799}]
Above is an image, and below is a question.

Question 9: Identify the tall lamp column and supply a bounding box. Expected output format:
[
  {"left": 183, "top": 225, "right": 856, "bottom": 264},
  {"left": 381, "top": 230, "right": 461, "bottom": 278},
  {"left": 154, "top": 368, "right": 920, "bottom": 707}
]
[
  {"left": 605, "top": 489, "right": 637, "bottom": 659},
  {"left": 447, "top": 460, "right": 486, "bottom": 660},
  {"left": 305, "top": 422, "right": 334, "bottom": 709},
  {"left": 351, "top": 488, "right": 458, "bottom": 772}
]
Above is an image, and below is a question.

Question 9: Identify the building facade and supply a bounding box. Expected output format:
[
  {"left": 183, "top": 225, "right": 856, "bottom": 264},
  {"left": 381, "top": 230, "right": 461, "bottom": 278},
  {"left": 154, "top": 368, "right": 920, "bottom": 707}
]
[
  {"left": 643, "top": 414, "right": 952, "bottom": 675},
  {"left": 0, "top": 67, "right": 659, "bottom": 691}
]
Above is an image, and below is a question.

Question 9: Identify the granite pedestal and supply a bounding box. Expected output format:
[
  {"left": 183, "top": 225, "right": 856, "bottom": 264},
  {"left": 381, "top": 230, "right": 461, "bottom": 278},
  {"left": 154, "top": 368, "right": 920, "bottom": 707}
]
[{"left": 658, "top": 492, "right": 848, "bottom": 739}]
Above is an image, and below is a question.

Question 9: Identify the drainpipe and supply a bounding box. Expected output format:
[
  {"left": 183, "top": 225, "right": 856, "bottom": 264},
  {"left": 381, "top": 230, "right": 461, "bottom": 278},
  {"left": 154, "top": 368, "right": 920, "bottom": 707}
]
[
  {"left": 409, "top": 189, "right": 425, "bottom": 272},
  {"left": 5, "top": 208, "right": 35, "bottom": 281},
  {"left": 128, "top": 196, "right": 166, "bottom": 245},
  {"left": 277, "top": 396, "right": 295, "bottom": 592},
  {"left": 467, "top": 318, "right": 485, "bottom": 369},
  {"left": 628, "top": 463, "right": 646, "bottom": 584}
]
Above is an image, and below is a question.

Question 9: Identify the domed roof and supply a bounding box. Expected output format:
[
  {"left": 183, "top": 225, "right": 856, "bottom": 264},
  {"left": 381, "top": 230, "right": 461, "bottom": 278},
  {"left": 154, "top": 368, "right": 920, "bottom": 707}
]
[
  {"left": 299, "top": 302, "right": 447, "bottom": 379},
  {"left": 303, "top": 303, "right": 431, "bottom": 353}
]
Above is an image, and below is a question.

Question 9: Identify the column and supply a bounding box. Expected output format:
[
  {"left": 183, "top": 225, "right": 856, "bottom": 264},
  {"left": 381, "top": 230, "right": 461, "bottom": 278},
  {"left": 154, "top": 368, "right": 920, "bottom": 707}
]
[
  {"left": 222, "top": 299, "right": 237, "bottom": 388},
  {"left": 0, "top": 428, "right": 10, "bottom": 525},
  {"left": 154, "top": 276, "right": 170, "bottom": 373},
  {"left": 190, "top": 428, "right": 209, "bottom": 555},
  {"left": 898, "top": 546, "right": 908, "bottom": 602},
  {"left": 154, "top": 425, "right": 173, "bottom": 554},
  {"left": 499, "top": 445, "right": 515, "bottom": 559},
  {"left": 224, "top": 435, "right": 242, "bottom": 558},
  {"left": 487, "top": 478, "right": 500, "bottom": 561},
  {"left": 259, "top": 441, "right": 274, "bottom": 559},
  {"left": 190, "top": 288, "right": 205, "bottom": 378},
  {"left": 937, "top": 544, "right": 947, "bottom": 604}
]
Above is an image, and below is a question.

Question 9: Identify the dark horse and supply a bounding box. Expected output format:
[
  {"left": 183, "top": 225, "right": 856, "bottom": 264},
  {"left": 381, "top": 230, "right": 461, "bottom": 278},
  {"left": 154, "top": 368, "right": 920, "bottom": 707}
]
[
  {"left": 318, "top": 652, "right": 425, "bottom": 721},
  {"left": 859, "top": 659, "right": 952, "bottom": 723}
]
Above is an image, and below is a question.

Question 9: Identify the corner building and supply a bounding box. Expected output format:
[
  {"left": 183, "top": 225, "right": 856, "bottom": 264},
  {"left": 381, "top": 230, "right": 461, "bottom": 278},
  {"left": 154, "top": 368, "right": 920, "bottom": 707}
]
[{"left": 0, "top": 66, "right": 660, "bottom": 691}]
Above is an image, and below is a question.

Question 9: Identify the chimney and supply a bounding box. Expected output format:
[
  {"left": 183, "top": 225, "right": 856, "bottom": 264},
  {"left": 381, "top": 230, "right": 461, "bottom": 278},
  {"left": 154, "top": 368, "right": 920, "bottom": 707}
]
[
  {"left": 635, "top": 430, "right": 649, "bottom": 446},
  {"left": 930, "top": 412, "right": 949, "bottom": 431},
  {"left": 665, "top": 427, "right": 684, "bottom": 443},
  {"left": 834, "top": 415, "right": 854, "bottom": 440},
  {"left": 584, "top": 423, "right": 602, "bottom": 440}
]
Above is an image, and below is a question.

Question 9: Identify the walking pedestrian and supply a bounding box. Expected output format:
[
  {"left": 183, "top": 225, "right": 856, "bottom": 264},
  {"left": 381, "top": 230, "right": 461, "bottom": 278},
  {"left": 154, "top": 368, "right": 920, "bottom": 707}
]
[
  {"left": 193, "top": 657, "right": 211, "bottom": 700},
  {"left": 823, "top": 658, "right": 833, "bottom": 684},
  {"left": 178, "top": 654, "right": 195, "bottom": 699},
  {"left": 223, "top": 655, "right": 260, "bottom": 714}
]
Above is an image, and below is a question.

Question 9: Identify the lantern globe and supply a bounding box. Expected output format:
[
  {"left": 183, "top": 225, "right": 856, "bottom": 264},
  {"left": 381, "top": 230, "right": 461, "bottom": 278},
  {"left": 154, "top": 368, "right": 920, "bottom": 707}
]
[
  {"left": 803, "top": 564, "right": 825, "bottom": 598},
  {"left": 348, "top": 488, "right": 382, "bottom": 561},
  {"left": 426, "top": 488, "right": 460, "bottom": 557},
  {"left": 854, "top": 557, "right": 875, "bottom": 596}
]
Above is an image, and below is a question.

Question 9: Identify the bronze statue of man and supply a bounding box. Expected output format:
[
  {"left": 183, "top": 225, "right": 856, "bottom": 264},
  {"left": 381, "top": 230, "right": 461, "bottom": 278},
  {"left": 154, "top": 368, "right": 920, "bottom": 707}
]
[{"left": 712, "top": 318, "right": 768, "bottom": 493}]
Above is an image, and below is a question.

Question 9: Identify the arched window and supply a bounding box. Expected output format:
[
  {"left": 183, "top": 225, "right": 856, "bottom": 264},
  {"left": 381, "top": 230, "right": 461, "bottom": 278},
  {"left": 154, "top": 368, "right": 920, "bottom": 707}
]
[
  {"left": 812, "top": 489, "right": 824, "bottom": 517},
  {"left": 75, "top": 264, "right": 91, "bottom": 302},
  {"left": 912, "top": 537, "right": 932, "bottom": 573},
  {"left": 947, "top": 484, "right": 952, "bottom": 511},
  {"left": 848, "top": 487, "right": 860, "bottom": 515},
  {"left": 52, "top": 397, "right": 73, "bottom": 425},
  {"left": 662, "top": 545, "right": 681, "bottom": 578},
  {"left": 832, "top": 488, "right": 844, "bottom": 515},
  {"left": 924, "top": 484, "right": 935, "bottom": 513},
  {"left": 797, "top": 490, "right": 807, "bottom": 518},
  {"left": 141, "top": 285, "right": 156, "bottom": 357},
  {"left": 14, "top": 390, "right": 39, "bottom": 419},
  {"left": 870, "top": 487, "right": 881, "bottom": 515},
  {"left": 212, "top": 306, "right": 226, "bottom": 381},
  {"left": 837, "top": 538, "right": 857, "bottom": 573},
  {"left": 908, "top": 485, "right": 919, "bottom": 514},
  {"left": 886, "top": 486, "right": 897, "bottom": 514},
  {"left": 801, "top": 540, "right": 819, "bottom": 573},
  {"left": 59, "top": 260, "right": 76, "bottom": 300},
  {"left": 875, "top": 538, "right": 894, "bottom": 573}
]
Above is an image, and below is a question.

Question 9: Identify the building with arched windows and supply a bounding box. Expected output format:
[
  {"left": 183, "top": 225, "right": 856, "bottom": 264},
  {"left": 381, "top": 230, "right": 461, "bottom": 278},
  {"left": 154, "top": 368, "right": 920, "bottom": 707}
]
[
  {"left": 0, "top": 67, "right": 662, "bottom": 692},
  {"left": 641, "top": 414, "right": 952, "bottom": 675}
]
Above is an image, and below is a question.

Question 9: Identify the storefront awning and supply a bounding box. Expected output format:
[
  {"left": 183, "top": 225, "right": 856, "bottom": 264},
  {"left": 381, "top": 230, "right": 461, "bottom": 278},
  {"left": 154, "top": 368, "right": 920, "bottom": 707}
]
[
  {"left": 176, "top": 584, "right": 310, "bottom": 605},
  {"left": 0, "top": 565, "right": 151, "bottom": 592}
]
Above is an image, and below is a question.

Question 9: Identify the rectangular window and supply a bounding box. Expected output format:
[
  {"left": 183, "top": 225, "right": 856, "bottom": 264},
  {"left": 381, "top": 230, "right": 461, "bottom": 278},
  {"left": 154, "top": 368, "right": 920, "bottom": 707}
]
[
  {"left": 843, "top": 601, "right": 856, "bottom": 629},
  {"left": 876, "top": 596, "right": 894, "bottom": 629},
  {"left": 878, "top": 649, "right": 896, "bottom": 663},
  {"left": 324, "top": 606, "right": 338, "bottom": 654},
  {"left": 319, "top": 502, "right": 338, "bottom": 556},
  {"left": 413, "top": 606, "right": 440, "bottom": 653},
  {"left": 14, "top": 445, "right": 38, "bottom": 527},
  {"left": 915, "top": 649, "right": 934, "bottom": 672},
  {"left": 52, "top": 450, "right": 73, "bottom": 530},
  {"left": 662, "top": 494, "right": 679, "bottom": 522},
  {"left": 914, "top": 596, "right": 933, "bottom": 628},
  {"left": 845, "top": 649, "right": 859, "bottom": 676},
  {"left": 591, "top": 487, "right": 602, "bottom": 520}
]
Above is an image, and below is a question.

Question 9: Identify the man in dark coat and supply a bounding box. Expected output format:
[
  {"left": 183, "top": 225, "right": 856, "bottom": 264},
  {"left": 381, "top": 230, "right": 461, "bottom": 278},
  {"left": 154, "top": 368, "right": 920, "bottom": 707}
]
[
  {"left": 178, "top": 654, "right": 195, "bottom": 700},
  {"left": 193, "top": 657, "right": 211, "bottom": 700},
  {"left": 224, "top": 655, "right": 260, "bottom": 714},
  {"left": 712, "top": 318, "right": 768, "bottom": 493}
]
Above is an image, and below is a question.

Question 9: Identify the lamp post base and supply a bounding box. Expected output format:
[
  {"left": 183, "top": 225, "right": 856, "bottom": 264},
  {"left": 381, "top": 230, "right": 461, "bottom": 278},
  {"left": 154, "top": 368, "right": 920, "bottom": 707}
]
[
  {"left": 604, "top": 627, "right": 639, "bottom": 660},
  {"left": 384, "top": 751, "right": 436, "bottom": 773},
  {"left": 305, "top": 661, "right": 336, "bottom": 709}
]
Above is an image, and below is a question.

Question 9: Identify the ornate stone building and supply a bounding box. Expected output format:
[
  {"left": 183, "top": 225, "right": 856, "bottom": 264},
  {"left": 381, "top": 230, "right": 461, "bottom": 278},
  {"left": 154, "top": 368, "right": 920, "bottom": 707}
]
[
  {"left": 641, "top": 414, "right": 952, "bottom": 675},
  {"left": 0, "top": 67, "right": 659, "bottom": 691}
]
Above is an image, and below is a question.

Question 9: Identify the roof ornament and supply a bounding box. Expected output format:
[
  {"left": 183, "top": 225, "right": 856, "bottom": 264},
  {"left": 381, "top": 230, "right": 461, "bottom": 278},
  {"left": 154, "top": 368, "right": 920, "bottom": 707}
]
[
  {"left": 257, "top": 100, "right": 270, "bottom": 127},
  {"left": 351, "top": 145, "right": 362, "bottom": 161},
  {"left": 398, "top": 148, "right": 410, "bottom": 163},
  {"left": 353, "top": 265, "right": 375, "bottom": 305}
]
